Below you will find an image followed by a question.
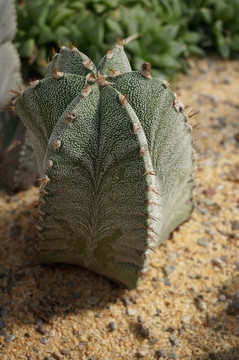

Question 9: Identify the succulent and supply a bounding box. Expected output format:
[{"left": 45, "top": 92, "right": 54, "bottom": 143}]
[
  {"left": 0, "top": 0, "right": 37, "bottom": 192},
  {"left": 0, "top": 0, "right": 22, "bottom": 110},
  {"left": 0, "top": 107, "right": 38, "bottom": 191},
  {"left": 14, "top": 41, "right": 195, "bottom": 288}
]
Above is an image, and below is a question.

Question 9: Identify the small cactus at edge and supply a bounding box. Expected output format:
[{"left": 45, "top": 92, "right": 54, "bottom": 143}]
[{"left": 14, "top": 40, "right": 196, "bottom": 289}]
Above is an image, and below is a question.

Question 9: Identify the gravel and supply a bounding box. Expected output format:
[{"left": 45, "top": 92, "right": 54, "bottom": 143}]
[
  {"left": 36, "top": 324, "right": 46, "bottom": 334},
  {"left": 40, "top": 337, "right": 47, "bottom": 344},
  {"left": 109, "top": 321, "right": 117, "bottom": 331},
  {"left": 6, "top": 334, "right": 16, "bottom": 342},
  {"left": 197, "top": 237, "right": 210, "bottom": 247},
  {"left": 156, "top": 349, "right": 167, "bottom": 358},
  {"left": 87, "top": 297, "right": 100, "bottom": 306},
  {"left": 227, "top": 297, "right": 239, "bottom": 314},
  {"left": 0, "top": 320, "right": 5, "bottom": 329}
]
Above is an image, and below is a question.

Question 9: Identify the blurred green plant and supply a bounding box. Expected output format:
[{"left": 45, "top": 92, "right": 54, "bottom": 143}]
[{"left": 14, "top": 0, "right": 239, "bottom": 81}]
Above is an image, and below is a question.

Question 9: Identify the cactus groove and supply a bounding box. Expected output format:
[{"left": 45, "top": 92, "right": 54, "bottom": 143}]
[{"left": 14, "top": 41, "right": 196, "bottom": 288}]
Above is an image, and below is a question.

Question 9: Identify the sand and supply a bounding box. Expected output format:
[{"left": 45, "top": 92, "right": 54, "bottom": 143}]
[{"left": 0, "top": 56, "right": 239, "bottom": 360}]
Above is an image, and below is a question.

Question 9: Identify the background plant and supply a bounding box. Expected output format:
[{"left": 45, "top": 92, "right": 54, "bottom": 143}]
[{"left": 15, "top": 0, "right": 239, "bottom": 81}]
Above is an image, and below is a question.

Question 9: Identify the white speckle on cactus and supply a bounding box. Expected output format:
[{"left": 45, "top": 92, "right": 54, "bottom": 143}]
[
  {"left": 118, "top": 92, "right": 128, "bottom": 106},
  {"left": 70, "top": 47, "right": 78, "bottom": 53},
  {"left": 38, "top": 209, "right": 46, "bottom": 216},
  {"left": 52, "top": 139, "right": 61, "bottom": 150},
  {"left": 46, "top": 160, "right": 53, "bottom": 169},
  {"left": 60, "top": 46, "right": 66, "bottom": 52},
  {"left": 162, "top": 80, "right": 169, "bottom": 88},
  {"left": 53, "top": 70, "right": 64, "bottom": 79},
  {"left": 86, "top": 73, "right": 96, "bottom": 83},
  {"left": 96, "top": 74, "right": 112, "bottom": 86},
  {"left": 81, "top": 84, "right": 91, "bottom": 97},
  {"left": 140, "top": 62, "right": 152, "bottom": 79},
  {"left": 110, "top": 68, "right": 121, "bottom": 77},
  {"left": 143, "top": 168, "right": 156, "bottom": 176},
  {"left": 106, "top": 49, "right": 114, "bottom": 59},
  {"left": 83, "top": 58, "right": 93, "bottom": 70},
  {"left": 133, "top": 123, "right": 140, "bottom": 134},
  {"left": 140, "top": 147, "right": 146, "bottom": 156},
  {"left": 30, "top": 80, "right": 39, "bottom": 88},
  {"left": 36, "top": 224, "right": 43, "bottom": 232},
  {"left": 40, "top": 174, "right": 50, "bottom": 188}
]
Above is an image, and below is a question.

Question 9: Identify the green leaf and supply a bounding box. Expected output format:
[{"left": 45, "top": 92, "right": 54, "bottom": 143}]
[
  {"left": 19, "top": 38, "right": 35, "bottom": 58},
  {"left": 50, "top": 8, "right": 75, "bottom": 29},
  {"left": 183, "top": 31, "right": 202, "bottom": 44},
  {"left": 200, "top": 7, "right": 212, "bottom": 24},
  {"left": 38, "top": 25, "right": 55, "bottom": 46}
]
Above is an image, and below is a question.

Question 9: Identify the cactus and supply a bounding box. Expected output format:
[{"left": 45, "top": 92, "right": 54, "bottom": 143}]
[
  {"left": 14, "top": 41, "right": 196, "bottom": 288},
  {"left": 0, "top": 107, "right": 38, "bottom": 191},
  {"left": 0, "top": 0, "right": 37, "bottom": 191},
  {"left": 0, "top": 0, "right": 22, "bottom": 109}
]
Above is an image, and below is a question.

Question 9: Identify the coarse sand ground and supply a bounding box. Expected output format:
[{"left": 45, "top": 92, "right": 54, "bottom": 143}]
[{"left": 0, "top": 56, "right": 239, "bottom": 360}]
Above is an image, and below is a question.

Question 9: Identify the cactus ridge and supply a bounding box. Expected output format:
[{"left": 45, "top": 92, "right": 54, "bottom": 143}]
[{"left": 14, "top": 42, "right": 195, "bottom": 288}]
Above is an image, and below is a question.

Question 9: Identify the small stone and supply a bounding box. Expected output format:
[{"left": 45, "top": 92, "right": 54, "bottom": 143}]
[
  {"left": 195, "top": 298, "right": 207, "bottom": 311},
  {"left": 227, "top": 298, "right": 239, "bottom": 314},
  {"left": 40, "top": 336, "right": 47, "bottom": 344},
  {"left": 60, "top": 348, "right": 71, "bottom": 355},
  {"left": 166, "top": 252, "right": 178, "bottom": 263},
  {"left": 109, "top": 321, "right": 117, "bottom": 331},
  {"left": 35, "top": 317, "right": 43, "bottom": 326},
  {"left": 37, "top": 324, "right": 46, "bottom": 335},
  {"left": 231, "top": 220, "right": 239, "bottom": 230},
  {"left": 137, "top": 350, "right": 148, "bottom": 358},
  {"left": 137, "top": 315, "right": 144, "bottom": 323},
  {"left": 0, "top": 320, "right": 5, "bottom": 330},
  {"left": 197, "top": 237, "right": 210, "bottom": 247},
  {"left": 95, "top": 313, "right": 101, "bottom": 318},
  {"left": 169, "top": 351, "right": 177, "bottom": 359},
  {"left": 220, "top": 255, "right": 228, "bottom": 262},
  {"left": 72, "top": 292, "right": 81, "bottom": 299},
  {"left": 212, "top": 258, "right": 226, "bottom": 269},
  {"left": 127, "top": 308, "right": 136, "bottom": 316},
  {"left": 202, "top": 93, "right": 219, "bottom": 105},
  {"left": 87, "top": 296, "right": 99, "bottom": 306},
  {"left": 6, "top": 334, "right": 16, "bottom": 342},
  {"left": 77, "top": 330, "right": 83, "bottom": 336},
  {"left": 138, "top": 323, "right": 151, "bottom": 338},
  {"left": 219, "top": 294, "right": 227, "bottom": 302},
  {"left": 151, "top": 338, "right": 159, "bottom": 345},
  {"left": 199, "top": 207, "right": 207, "bottom": 215},
  {"left": 223, "top": 76, "right": 232, "bottom": 84},
  {"left": 44, "top": 357, "right": 55, "bottom": 360},
  {"left": 163, "top": 264, "right": 175, "bottom": 276},
  {"left": 156, "top": 309, "right": 162, "bottom": 316},
  {"left": 49, "top": 330, "right": 55, "bottom": 337},
  {"left": 169, "top": 335, "right": 180, "bottom": 346},
  {"left": 166, "top": 327, "right": 175, "bottom": 333},
  {"left": 122, "top": 296, "right": 130, "bottom": 306},
  {"left": 156, "top": 349, "right": 167, "bottom": 358},
  {"left": 234, "top": 132, "right": 239, "bottom": 144},
  {"left": 163, "top": 277, "right": 171, "bottom": 286},
  {"left": 52, "top": 351, "right": 63, "bottom": 359},
  {"left": 217, "top": 116, "right": 226, "bottom": 127}
]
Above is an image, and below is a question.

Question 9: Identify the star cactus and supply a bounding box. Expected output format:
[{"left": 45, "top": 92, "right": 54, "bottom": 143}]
[{"left": 14, "top": 40, "right": 196, "bottom": 288}]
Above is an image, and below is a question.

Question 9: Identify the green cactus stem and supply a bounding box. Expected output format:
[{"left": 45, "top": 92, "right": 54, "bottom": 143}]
[
  {"left": 14, "top": 42, "right": 196, "bottom": 288},
  {"left": 0, "top": 107, "right": 38, "bottom": 191}
]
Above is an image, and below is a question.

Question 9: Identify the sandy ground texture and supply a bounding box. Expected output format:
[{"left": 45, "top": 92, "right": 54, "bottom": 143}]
[{"left": 0, "top": 57, "right": 239, "bottom": 360}]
